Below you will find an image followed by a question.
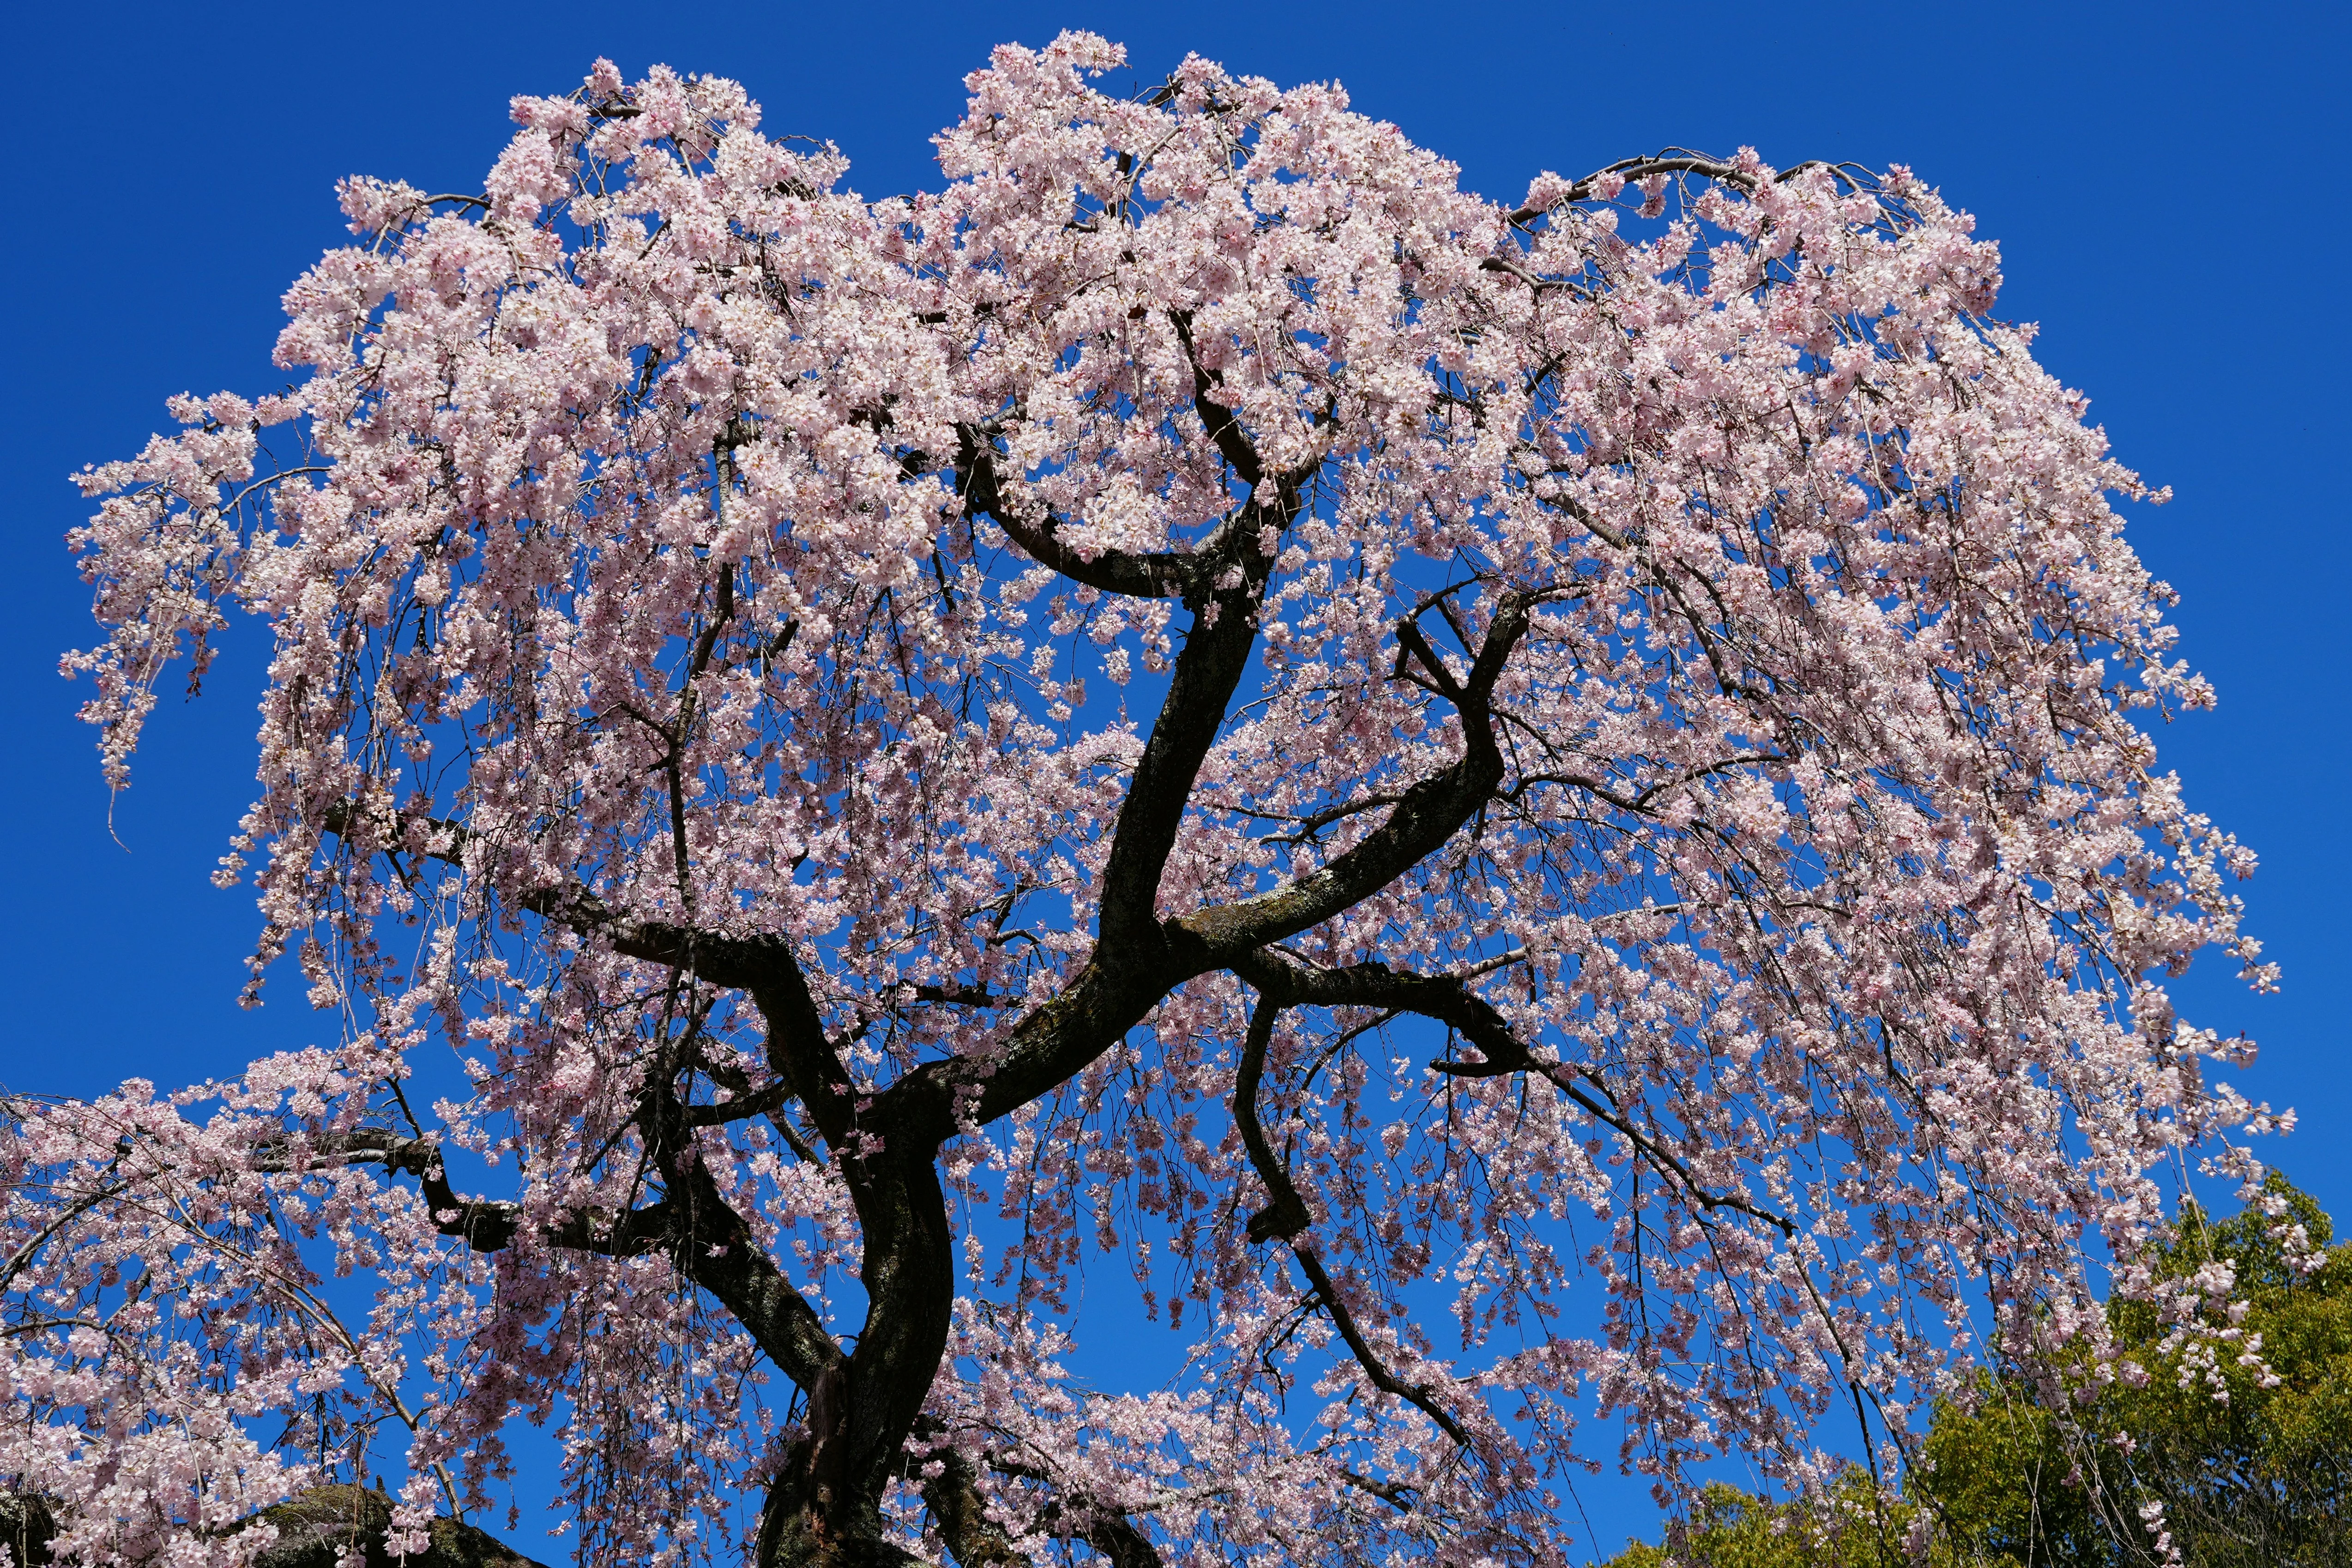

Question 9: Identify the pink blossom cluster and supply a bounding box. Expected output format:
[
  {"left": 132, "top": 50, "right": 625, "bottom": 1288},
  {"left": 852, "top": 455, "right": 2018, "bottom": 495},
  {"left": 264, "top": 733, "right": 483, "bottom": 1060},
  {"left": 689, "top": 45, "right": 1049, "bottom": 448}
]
[{"left": 12, "top": 32, "right": 2279, "bottom": 1568}]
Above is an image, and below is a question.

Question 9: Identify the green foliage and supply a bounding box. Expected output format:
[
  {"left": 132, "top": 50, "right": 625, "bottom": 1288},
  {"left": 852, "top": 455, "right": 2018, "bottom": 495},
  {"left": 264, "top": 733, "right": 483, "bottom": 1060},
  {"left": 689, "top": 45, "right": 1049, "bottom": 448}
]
[
  {"left": 1932, "top": 1170, "right": 2352, "bottom": 1566},
  {"left": 1913, "top": 1374, "right": 2109, "bottom": 1567},
  {"left": 1598, "top": 1175, "right": 2352, "bottom": 1568},
  {"left": 1594, "top": 1477, "right": 1917, "bottom": 1568}
]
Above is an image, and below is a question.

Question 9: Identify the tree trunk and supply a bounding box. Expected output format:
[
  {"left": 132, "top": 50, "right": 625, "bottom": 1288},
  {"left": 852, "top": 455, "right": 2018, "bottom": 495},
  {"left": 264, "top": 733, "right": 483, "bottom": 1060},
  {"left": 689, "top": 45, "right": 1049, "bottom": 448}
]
[{"left": 753, "top": 1119, "right": 958, "bottom": 1568}]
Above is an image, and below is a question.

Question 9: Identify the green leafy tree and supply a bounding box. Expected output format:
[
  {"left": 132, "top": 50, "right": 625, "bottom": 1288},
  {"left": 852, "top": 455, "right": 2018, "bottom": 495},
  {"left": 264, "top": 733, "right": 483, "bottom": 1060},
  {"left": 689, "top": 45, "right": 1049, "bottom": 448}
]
[
  {"left": 1921, "top": 1173, "right": 2352, "bottom": 1567},
  {"left": 1903, "top": 1373, "right": 2104, "bottom": 1567},
  {"left": 1593, "top": 1477, "right": 1916, "bottom": 1568},
  {"left": 1600, "top": 1176, "right": 2352, "bottom": 1568}
]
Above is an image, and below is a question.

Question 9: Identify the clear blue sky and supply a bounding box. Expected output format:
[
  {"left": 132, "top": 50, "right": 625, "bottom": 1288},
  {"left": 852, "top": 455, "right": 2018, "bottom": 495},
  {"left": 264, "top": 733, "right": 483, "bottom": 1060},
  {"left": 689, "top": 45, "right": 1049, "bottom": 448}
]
[{"left": 5, "top": 0, "right": 2346, "bottom": 1557}]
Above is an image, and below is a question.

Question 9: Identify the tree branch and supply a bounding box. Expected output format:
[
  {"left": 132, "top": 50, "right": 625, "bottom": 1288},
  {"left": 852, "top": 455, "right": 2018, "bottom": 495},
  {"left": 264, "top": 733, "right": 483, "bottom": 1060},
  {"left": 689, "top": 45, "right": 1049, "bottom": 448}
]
[
  {"left": 916, "top": 1435, "right": 1031, "bottom": 1568},
  {"left": 289, "top": 1128, "right": 851, "bottom": 1396},
  {"left": 1501, "top": 151, "right": 1845, "bottom": 225},
  {"left": 983, "top": 1454, "right": 1166, "bottom": 1568},
  {"left": 319, "top": 802, "right": 826, "bottom": 994},
  {"left": 1175, "top": 593, "right": 1536, "bottom": 960},
  {"left": 1234, "top": 949, "right": 1796, "bottom": 1241},
  {"left": 1166, "top": 310, "right": 1264, "bottom": 492},
  {"left": 1231, "top": 997, "right": 1472, "bottom": 1448},
  {"left": 953, "top": 426, "right": 1193, "bottom": 600}
]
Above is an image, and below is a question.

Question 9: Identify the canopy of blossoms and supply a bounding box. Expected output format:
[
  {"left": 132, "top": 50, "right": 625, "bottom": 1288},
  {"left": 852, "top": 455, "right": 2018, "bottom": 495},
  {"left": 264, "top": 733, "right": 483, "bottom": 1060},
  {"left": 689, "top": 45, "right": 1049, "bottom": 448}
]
[{"left": 4, "top": 32, "right": 2285, "bottom": 1568}]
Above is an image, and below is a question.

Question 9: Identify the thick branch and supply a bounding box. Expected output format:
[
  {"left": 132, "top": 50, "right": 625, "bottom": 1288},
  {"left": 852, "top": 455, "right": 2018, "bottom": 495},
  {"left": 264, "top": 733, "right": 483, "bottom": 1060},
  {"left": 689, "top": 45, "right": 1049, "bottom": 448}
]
[
  {"left": 1231, "top": 949, "right": 1518, "bottom": 1055},
  {"left": 1095, "top": 551, "right": 1278, "bottom": 947},
  {"left": 304, "top": 1130, "right": 851, "bottom": 1395},
  {"left": 1043, "top": 1505, "right": 1163, "bottom": 1568},
  {"left": 917, "top": 1439, "right": 1030, "bottom": 1568},
  {"left": 1175, "top": 596, "right": 1533, "bottom": 960},
  {"left": 830, "top": 1138, "right": 958, "bottom": 1518},
  {"left": 319, "top": 802, "right": 825, "bottom": 995},
  {"left": 885, "top": 959, "right": 1160, "bottom": 1134},
  {"left": 983, "top": 1456, "right": 1165, "bottom": 1568},
  {"left": 1168, "top": 311, "right": 1263, "bottom": 491},
  {"left": 665, "top": 1154, "right": 855, "bottom": 1393},
  {"left": 244, "top": 1485, "right": 549, "bottom": 1568},
  {"left": 897, "top": 532, "right": 1283, "bottom": 1129},
  {"left": 888, "top": 595, "right": 1521, "bottom": 1135},
  {"left": 750, "top": 973, "right": 856, "bottom": 1148},
  {"left": 953, "top": 427, "right": 1191, "bottom": 599},
  {"left": 0, "top": 1484, "right": 555, "bottom": 1568}
]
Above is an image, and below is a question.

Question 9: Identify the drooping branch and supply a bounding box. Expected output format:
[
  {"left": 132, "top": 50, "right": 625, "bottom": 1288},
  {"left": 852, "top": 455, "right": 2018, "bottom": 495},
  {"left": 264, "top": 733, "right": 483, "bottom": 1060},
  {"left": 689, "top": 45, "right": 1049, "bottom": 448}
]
[
  {"left": 323, "top": 798, "right": 859, "bottom": 1154},
  {"left": 1501, "top": 151, "right": 1855, "bottom": 225},
  {"left": 1231, "top": 996, "right": 1473, "bottom": 1448},
  {"left": 0, "top": 1176, "right": 130, "bottom": 1298},
  {"left": 1430, "top": 1046, "right": 1797, "bottom": 1241},
  {"left": 326, "top": 798, "right": 862, "bottom": 1152},
  {"left": 1236, "top": 948, "right": 1799, "bottom": 1240}
]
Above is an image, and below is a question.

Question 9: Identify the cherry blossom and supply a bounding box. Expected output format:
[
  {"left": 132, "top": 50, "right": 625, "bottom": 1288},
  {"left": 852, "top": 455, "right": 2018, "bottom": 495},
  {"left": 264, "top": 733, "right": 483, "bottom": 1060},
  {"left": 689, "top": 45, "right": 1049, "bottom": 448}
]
[{"left": 7, "top": 33, "right": 2279, "bottom": 1568}]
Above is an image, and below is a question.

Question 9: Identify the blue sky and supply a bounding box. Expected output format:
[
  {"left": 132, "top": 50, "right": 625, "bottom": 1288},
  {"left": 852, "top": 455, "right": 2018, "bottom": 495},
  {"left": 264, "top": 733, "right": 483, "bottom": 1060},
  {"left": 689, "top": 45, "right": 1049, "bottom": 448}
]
[{"left": 6, "top": 0, "right": 2347, "bottom": 1557}]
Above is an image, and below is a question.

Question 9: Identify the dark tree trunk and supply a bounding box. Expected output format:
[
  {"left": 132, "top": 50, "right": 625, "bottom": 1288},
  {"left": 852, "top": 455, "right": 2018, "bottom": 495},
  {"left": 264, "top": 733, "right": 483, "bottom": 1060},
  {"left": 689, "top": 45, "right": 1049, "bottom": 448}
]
[{"left": 753, "top": 1106, "right": 959, "bottom": 1568}]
